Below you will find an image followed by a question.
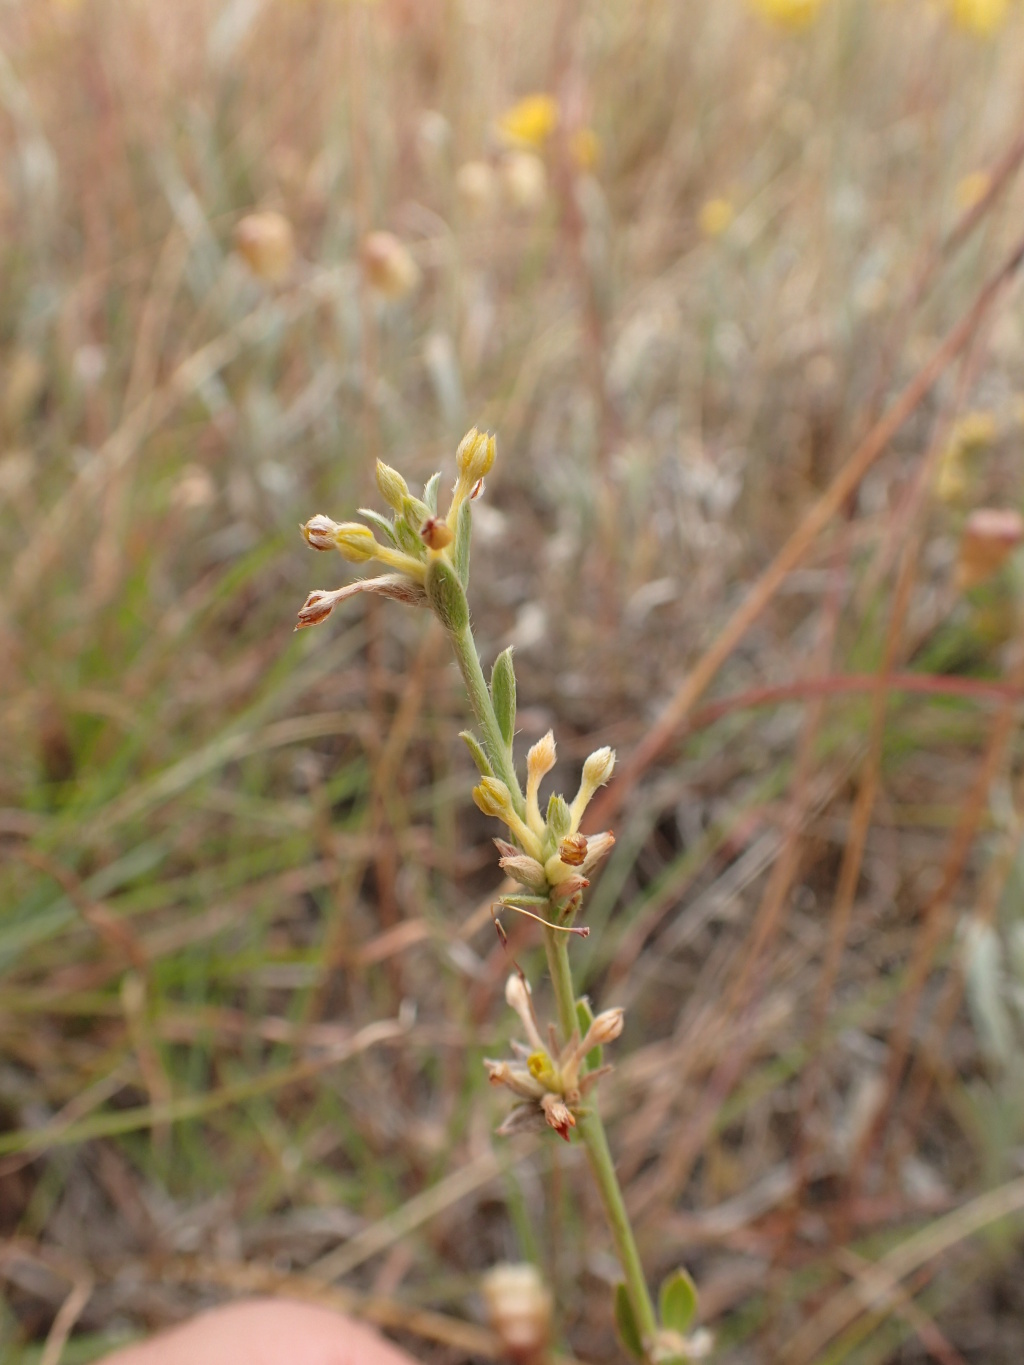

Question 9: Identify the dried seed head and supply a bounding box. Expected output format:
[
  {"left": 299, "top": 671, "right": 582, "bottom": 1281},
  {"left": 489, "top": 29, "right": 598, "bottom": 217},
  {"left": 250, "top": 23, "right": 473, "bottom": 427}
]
[
  {"left": 956, "top": 507, "right": 1024, "bottom": 590},
  {"left": 235, "top": 211, "right": 295, "bottom": 283},
  {"left": 375, "top": 460, "right": 409, "bottom": 512},
  {"left": 302, "top": 514, "right": 342, "bottom": 551},
  {"left": 333, "top": 523, "right": 379, "bottom": 562},
  {"left": 360, "top": 231, "right": 421, "bottom": 299},
  {"left": 558, "top": 833, "right": 588, "bottom": 867},
  {"left": 480, "top": 1262, "right": 553, "bottom": 1361},
  {"left": 456, "top": 427, "right": 496, "bottom": 483},
  {"left": 296, "top": 590, "right": 338, "bottom": 630},
  {"left": 500, "top": 150, "right": 547, "bottom": 212},
  {"left": 420, "top": 515, "right": 454, "bottom": 551},
  {"left": 456, "top": 160, "right": 498, "bottom": 218}
]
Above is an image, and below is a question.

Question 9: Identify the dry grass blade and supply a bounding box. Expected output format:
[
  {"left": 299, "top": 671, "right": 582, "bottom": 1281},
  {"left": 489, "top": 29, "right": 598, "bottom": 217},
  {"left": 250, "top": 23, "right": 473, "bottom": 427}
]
[
  {"left": 590, "top": 223, "right": 1024, "bottom": 829},
  {"left": 784, "top": 1174, "right": 1024, "bottom": 1364}
]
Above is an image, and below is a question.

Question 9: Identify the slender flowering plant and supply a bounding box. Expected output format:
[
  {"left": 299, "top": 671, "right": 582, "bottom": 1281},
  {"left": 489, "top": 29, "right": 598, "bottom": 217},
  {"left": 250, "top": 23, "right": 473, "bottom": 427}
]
[{"left": 297, "top": 429, "right": 708, "bottom": 1363}]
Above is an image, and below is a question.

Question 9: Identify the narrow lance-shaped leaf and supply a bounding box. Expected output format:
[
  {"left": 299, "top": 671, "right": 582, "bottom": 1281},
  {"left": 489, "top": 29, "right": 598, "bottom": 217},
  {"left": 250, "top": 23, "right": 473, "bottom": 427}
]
[
  {"left": 614, "top": 1283, "right": 644, "bottom": 1362},
  {"left": 658, "top": 1267, "right": 698, "bottom": 1336},
  {"left": 454, "top": 497, "right": 472, "bottom": 588},
  {"left": 394, "top": 514, "right": 424, "bottom": 557},
  {"left": 425, "top": 556, "right": 470, "bottom": 633},
  {"left": 423, "top": 470, "right": 442, "bottom": 514},
  {"left": 460, "top": 730, "right": 494, "bottom": 778},
  {"left": 490, "top": 646, "right": 516, "bottom": 750},
  {"left": 576, "top": 997, "right": 603, "bottom": 1072},
  {"left": 357, "top": 507, "right": 399, "bottom": 547}
]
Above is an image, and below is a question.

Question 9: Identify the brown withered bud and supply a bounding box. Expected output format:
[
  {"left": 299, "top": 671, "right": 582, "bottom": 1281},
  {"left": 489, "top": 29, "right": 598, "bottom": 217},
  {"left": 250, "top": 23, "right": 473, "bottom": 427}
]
[
  {"left": 549, "top": 874, "right": 589, "bottom": 903},
  {"left": 558, "top": 833, "right": 588, "bottom": 867},
  {"left": 420, "top": 516, "right": 454, "bottom": 551},
  {"left": 540, "top": 1093, "right": 575, "bottom": 1142},
  {"left": 296, "top": 590, "right": 337, "bottom": 629}
]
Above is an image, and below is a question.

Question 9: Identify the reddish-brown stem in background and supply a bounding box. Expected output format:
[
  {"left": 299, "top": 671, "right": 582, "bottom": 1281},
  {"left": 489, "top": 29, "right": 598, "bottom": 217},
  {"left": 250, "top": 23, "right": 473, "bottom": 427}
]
[{"left": 588, "top": 221, "right": 1024, "bottom": 833}]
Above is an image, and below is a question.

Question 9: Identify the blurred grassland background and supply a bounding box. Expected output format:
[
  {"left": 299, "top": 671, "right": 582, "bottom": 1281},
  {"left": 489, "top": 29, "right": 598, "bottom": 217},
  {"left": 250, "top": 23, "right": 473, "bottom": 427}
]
[{"left": 4, "top": 0, "right": 1024, "bottom": 1361}]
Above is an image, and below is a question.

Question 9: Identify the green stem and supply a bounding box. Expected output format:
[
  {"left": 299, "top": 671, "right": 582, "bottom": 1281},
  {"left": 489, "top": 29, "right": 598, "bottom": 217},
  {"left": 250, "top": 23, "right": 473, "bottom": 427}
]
[
  {"left": 448, "top": 618, "right": 657, "bottom": 1351},
  {"left": 450, "top": 622, "right": 525, "bottom": 818},
  {"left": 545, "top": 929, "right": 658, "bottom": 1348}
]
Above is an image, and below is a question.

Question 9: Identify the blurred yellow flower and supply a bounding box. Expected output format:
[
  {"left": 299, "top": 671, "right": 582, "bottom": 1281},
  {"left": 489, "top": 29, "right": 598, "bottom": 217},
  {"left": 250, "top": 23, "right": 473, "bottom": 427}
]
[
  {"left": 497, "top": 94, "right": 559, "bottom": 149},
  {"left": 954, "top": 170, "right": 991, "bottom": 210},
  {"left": 570, "top": 127, "right": 601, "bottom": 171},
  {"left": 936, "top": 410, "right": 998, "bottom": 504},
  {"left": 949, "top": 0, "right": 1009, "bottom": 33},
  {"left": 699, "top": 197, "right": 735, "bottom": 238},
  {"left": 748, "top": 0, "right": 828, "bottom": 29}
]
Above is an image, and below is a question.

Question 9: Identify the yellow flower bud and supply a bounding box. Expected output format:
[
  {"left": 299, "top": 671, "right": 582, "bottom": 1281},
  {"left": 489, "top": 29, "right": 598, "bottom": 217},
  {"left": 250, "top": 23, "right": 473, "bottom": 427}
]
[
  {"left": 375, "top": 460, "right": 409, "bottom": 512},
  {"left": 472, "top": 776, "right": 514, "bottom": 820},
  {"left": 333, "top": 522, "right": 379, "bottom": 562},
  {"left": 583, "top": 746, "right": 616, "bottom": 789},
  {"left": 301, "top": 514, "right": 343, "bottom": 551},
  {"left": 699, "top": 196, "right": 734, "bottom": 239},
  {"left": 456, "top": 427, "right": 497, "bottom": 483},
  {"left": 569, "top": 746, "right": 616, "bottom": 830},
  {"left": 526, "top": 730, "right": 557, "bottom": 837},
  {"left": 497, "top": 93, "right": 559, "bottom": 149}
]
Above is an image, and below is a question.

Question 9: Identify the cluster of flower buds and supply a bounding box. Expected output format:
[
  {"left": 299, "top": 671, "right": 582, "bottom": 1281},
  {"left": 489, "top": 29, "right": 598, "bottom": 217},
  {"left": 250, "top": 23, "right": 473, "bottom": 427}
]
[
  {"left": 472, "top": 736, "right": 616, "bottom": 912},
  {"left": 296, "top": 427, "right": 495, "bottom": 631},
  {"left": 485, "top": 974, "right": 624, "bottom": 1141}
]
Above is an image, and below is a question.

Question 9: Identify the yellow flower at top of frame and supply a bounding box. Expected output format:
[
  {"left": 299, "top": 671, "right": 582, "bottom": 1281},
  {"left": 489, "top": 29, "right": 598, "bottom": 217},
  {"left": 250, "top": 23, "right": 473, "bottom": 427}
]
[
  {"left": 949, "top": 0, "right": 1009, "bottom": 34},
  {"left": 748, "top": 0, "right": 827, "bottom": 29},
  {"left": 497, "top": 94, "right": 559, "bottom": 149},
  {"left": 699, "top": 197, "right": 735, "bottom": 238}
]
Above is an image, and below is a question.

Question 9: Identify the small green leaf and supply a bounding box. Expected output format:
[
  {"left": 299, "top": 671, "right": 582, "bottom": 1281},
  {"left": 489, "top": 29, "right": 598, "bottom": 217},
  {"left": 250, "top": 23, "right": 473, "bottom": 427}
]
[
  {"left": 576, "top": 997, "right": 603, "bottom": 1071},
  {"left": 401, "top": 493, "right": 432, "bottom": 535},
  {"left": 490, "top": 647, "right": 516, "bottom": 750},
  {"left": 423, "top": 471, "right": 442, "bottom": 514},
  {"left": 546, "top": 794, "right": 571, "bottom": 841},
  {"left": 614, "top": 1283, "right": 644, "bottom": 1361},
  {"left": 659, "top": 1267, "right": 698, "bottom": 1336},
  {"left": 454, "top": 498, "right": 472, "bottom": 587},
  {"left": 357, "top": 508, "right": 399, "bottom": 547},
  {"left": 393, "top": 514, "right": 423, "bottom": 556},
  {"left": 498, "top": 893, "right": 550, "bottom": 909},
  {"left": 460, "top": 730, "right": 493, "bottom": 778},
  {"left": 425, "top": 556, "right": 470, "bottom": 634}
]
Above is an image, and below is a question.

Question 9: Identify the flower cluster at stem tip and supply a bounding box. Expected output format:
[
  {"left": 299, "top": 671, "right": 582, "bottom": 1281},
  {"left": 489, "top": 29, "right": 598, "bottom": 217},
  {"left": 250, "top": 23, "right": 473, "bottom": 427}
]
[{"left": 297, "top": 428, "right": 624, "bottom": 1142}]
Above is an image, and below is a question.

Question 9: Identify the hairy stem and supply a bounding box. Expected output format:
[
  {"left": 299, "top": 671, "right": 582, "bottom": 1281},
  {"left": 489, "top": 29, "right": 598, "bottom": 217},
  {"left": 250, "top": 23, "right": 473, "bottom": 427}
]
[
  {"left": 546, "top": 927, "right": 658, "bottom": 1346},
  {"left": 452, "top": 617, "right": 657, "bottom": 1350},
  {"left": 450, "top": 622, "right": 525, "bottom": 817}
]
